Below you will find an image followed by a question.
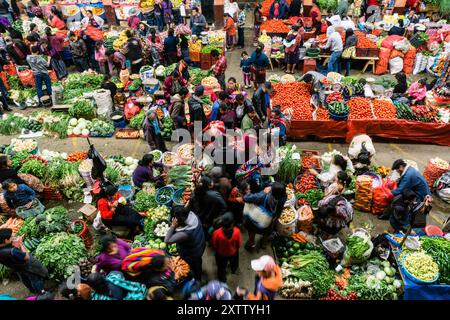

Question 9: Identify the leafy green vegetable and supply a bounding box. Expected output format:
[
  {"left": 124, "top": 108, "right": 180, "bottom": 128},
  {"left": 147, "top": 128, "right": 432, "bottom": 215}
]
[
  {"left": 17, "top": 217, "right": 39, "bottom": 239},
  {"left": 277, "top": 145, "right": 301, "bottom": 183},
  {"left": 201, "top": 45, "right": 223, "bottom": 54},
  {"left": 347, "top": 235, "right": 370, "bottom": 260},
  {"left": 19, "top": 158, "right": 47, "bottom": 179},
  {"left": 161, "top": 117, "right": 174, "bottom": 139},
  {"left": 35, "top": 206, "right": 70, "bottom": 237},
  {"left": 43, "top": 114, "right": 70, "bottom": 139},
  {"left": 133, "top": 190, "right": 156, "bottom": 212},
  {"left": 7, "top": 75, "right": 21, "bottom": 90},
  {"left": 35, "top": 232, "right": 87, "bottom": 280},
  {"left": 104, "top": 166, "right": 121, "bottom": 184},
  {"left": 295, "top": 189, "right": 324, "bottom": 207},
  {"left": 129, "top": 111, "right": 145, "bottom": 129},
  {"left": 0, "top": 114, "right": 28, "bottom": 135},
  {"left": 0, "top": 265, "right": 10, "bottom": 281},
  {"left": 68, "top": 99, "right": 96, "bottom": 120},
  {"left": 89, "top": 119, "right": 115, "bottom": 137},
  {"left": 421, "top": 237, "right": 450, "bottom": 284}
]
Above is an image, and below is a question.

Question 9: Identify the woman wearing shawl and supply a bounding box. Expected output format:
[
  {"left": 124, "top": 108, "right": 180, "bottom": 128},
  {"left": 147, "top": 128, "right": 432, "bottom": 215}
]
[
  {"left": 143, "top": 110, "right": 167, "bottom": 151},
  {"left": 317, "top": 194, "right": 353, "bottom": 235},
  {"left": 94, "top": 235, "right": 131, "bottom": 275},
  {"left": 86, "top": 272, "right": 147, "bottom": 300},
  {"left": 268, "top": 108, "right": 287, "bottom": 146},
  {"left": 283, "top": 25, "right": 302, "bottom": 74}
]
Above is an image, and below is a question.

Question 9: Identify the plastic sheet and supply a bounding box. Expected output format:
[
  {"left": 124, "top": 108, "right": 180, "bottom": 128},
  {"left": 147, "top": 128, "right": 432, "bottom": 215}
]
[{"left": 289, "top": 120, "right": 450, "bottom": 146}]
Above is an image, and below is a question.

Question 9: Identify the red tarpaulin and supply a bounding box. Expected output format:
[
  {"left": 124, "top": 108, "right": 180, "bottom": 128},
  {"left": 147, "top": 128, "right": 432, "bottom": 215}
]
[{"left": 289, "top": 120, "right": 450, "bottom": 146}]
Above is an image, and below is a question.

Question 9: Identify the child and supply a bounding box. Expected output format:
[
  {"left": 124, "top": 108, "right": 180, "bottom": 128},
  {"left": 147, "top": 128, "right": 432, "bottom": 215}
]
[
  {"left": 180, "top": 0, "right": 187, "bottom": 25},
  {"left": 407, "top": 78, "right": 427, "bottom": 105},
  {"left": 210, "top": 212, "right": 241, "bottom": 283},
  {"left": 94, "top": 41, "right": 108, "bottom": 75},
  {"left": 240, "top": 51, "right": 252, "bottom": 89}
]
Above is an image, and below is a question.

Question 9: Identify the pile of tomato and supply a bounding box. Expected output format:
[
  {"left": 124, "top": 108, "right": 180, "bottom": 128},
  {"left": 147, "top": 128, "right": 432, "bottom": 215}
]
[
  {"left": 356, "top": 36, "right": 378, "bottom": 49},
  {"left": 260, "top": 19, "right": 290, "bottom": 33},
  {"left": 348, "top": 97, "right": 374, "bottom": 120},
  {"left": 315, "top": 107, "right": 330, "bottom": 120},
  {"left": 326, "top": 92, "right": 345, "bottom": 104},
  {"left": 372, "top": 100, "right": 397, "bottom": 119},
  {"left": 272, "top": 82, "right": 312, "bottom": 120}
]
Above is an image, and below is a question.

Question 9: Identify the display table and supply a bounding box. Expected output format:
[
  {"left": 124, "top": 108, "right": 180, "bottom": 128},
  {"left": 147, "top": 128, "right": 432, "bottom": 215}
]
[
  {"left": 319, "top": 54, "right": 379, "bottom": 74},
  {"left": 289, "top": 119, "right": 450, "bottom": 146}
]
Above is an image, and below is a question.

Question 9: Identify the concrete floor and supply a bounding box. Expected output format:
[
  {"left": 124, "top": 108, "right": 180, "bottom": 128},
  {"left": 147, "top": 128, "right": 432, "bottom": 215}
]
[{"left": 1, "top": 21, "right": 449, "bottom": 299}]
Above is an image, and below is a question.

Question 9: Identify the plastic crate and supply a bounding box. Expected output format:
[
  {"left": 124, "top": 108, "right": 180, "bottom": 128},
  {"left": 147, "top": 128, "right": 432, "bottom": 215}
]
[
  {"left": 301, "top": 150, "right": 321, "bottom": 171},
  {"left": 367, "top": 48, "right": 379, "bottom": 57},
  {"left": 190, "top": 50, "right": 201, "bottom": 62},
  {"left": 356, "top": 48, "right": 369, "bottom": 57},
  {"left": 200, "top": 52, "right": 211, "bottom": 64},
  {"left": 200, "top": 60, "right": 211, "bottom": 71},
  {"left": 303, "top": 58, "right": 316, "bottom": 74}
]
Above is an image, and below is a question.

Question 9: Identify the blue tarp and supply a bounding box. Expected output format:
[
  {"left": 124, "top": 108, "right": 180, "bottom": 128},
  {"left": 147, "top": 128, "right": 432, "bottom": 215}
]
[{"left": 400, "top": 267, "right": 450, "bottom": 300}]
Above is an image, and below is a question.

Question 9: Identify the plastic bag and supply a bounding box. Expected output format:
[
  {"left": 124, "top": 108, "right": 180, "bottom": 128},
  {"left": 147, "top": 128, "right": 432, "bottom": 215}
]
[
  {"left": 354, "top": 175, "right": 373, "bottom": 212},
  {"left": 322, "top": 238, "right": 344, "bottom": 259},
  {"left": 341, "top": 228, "right": 374, "bottom": 266},
  {"left": 371, "top": 180, "right": 396, "bottom": 215},
  {"left": 93, "top": 211, "right": 107, "bottom": 231},
  {"left": 15, "top": 199, "right": 45, "bottom": 219},
  {"left": 297, "top": 205, "right": 313, "bottom": 233},
  {"left": 393, "top": 39, "right": 411, "bottom": 53},
  {"left": 389, "top": 57, "right": 403, "bottom": 74}
]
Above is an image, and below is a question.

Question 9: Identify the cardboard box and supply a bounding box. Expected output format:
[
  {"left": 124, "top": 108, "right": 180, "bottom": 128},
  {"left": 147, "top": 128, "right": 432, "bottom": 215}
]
[{"left": 78, "top": 204, "right": 97, "bottom": 222}]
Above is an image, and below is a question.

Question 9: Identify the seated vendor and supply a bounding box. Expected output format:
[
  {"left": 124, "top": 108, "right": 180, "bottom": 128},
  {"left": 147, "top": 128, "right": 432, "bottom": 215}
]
[
  {"left": 163, "top": 70, "right": 187, "bottom": 102},
  {"left": 317, "top": 194, "right": 353, "bottom": 236},
  {"left": 324, "top": 171, "right": 351, "bottom": 197},
  {"left": 132, "top": 154, "right": 165, "bottom": 189},
  {"left": 407, "top": 79, "right": 427, "bottom": 105},
  {"left": 384, "top": 189, "right": 416, "bottom": 233},
  {"left": 97, "top": 185, "right": 144, "bottom": 235},
  {"left": 86, "top": 272, "right": 147, "bottom": 300},
  {"left": 93, "top": 235, "right": 131, "bottom": 275},
  {"left": 309, "top": 154, "right": 354, "bottom": 188},
  {"left": 388, "top": 19, "right": 406, "bottom": 36},
  {"left": 1, "top": 179, "right": 40, "bottom": 212},
  {"left": 0, "top": 155, "right": 25, "bottom": 185}
]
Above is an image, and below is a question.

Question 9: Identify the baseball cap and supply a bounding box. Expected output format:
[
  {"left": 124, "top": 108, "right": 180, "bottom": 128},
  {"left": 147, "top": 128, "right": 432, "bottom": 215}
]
[{"left": 251, "top": 255, "right": 275, "bottom": 272}]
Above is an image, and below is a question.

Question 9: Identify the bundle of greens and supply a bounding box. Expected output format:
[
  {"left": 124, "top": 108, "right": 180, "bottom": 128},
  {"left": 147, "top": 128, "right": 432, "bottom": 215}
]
[
  {"left": 168, "top": 165, "right": 192, "bottom": 189},
  {"left": 282, "top": 249, "right": 334, "bottom": 297},
  {"left": 89, "top": 119, "right": 115, "bottom": 137},
  {"left": 10, "top": 151, "right": 31, "bottom": 167},
  {"left": 161, "top": 117, "right": 174, "bottom": 139},
  {"left": 189, "top": 68, "right": 212, "bottom": 86},
  {"left": 277, "top": 145, "right": 301, "bottom": 184},
  {"left": 0, "top": 114, "right": 28, "bottom": 135},
  {"left": 317, "top": 0, "right": 338, "bottom": 12},
  {"left": 63, "top": 73, "right": 104, "bottom": 103},
  {"left": 419, "top": 237, "right": 449, "bottom": 284},
  {"left": 9, "top": 88, "right": 37, "bottom": 103},
  {"left": 347, "top": 235, "right": 370, "bottom": 260},
  {"left": 34, "top": 206, "right": 70, "bottom": 237},
  {"left": 129, "top": 111, "right": 145, "bottom": 129},
  {"left": 6, "top": 75, "right": 21, "bottom": 90},
  {"left": 68, "top": 99, "right": 96, "bottom": 120},
  {"left": 295, "top": 189, "right": 324, "bottom": 207},
  {"left": 133, "top": 190, "right": 157, "bottom": 212},
  {"left": 374, "top": 76, "right": 396, "bottom": 89},
  {"left": 16, "top": 217, "right": 39, "bottom": 240},
  {"left": 35, "top": 232, "right": 87, "bottom": 280},
  {"left": 43, "top": 114, "right": 70, "bottom": 139},
  {"left": 19, "top": 158, "right": 47, "bottom": 179}
]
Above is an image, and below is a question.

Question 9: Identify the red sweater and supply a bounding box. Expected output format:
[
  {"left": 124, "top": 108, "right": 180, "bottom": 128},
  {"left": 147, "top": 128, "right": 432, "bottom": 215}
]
[
  {"left": 97, "top": 193, "right": 120, "bottom": 220},
  {"left": 211, "top": 227, "right": 241, "bottom": 257}
]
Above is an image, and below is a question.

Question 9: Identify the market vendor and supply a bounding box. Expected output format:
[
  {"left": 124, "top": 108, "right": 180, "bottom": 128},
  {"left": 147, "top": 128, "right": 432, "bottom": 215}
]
[
  {"left": 320, "top": 26, "right": 343, "bottom": 74},
  {"left": 283, "top": 25, "right": 302, "bottom": 75},
  {"left": 407, "top": 79, "right": 427, "bottom": 105},
  {"left": 325, "top": 171, "right": 352, "bottom": 197},
  {"left": 86, "top": 272, "right": 147, "bottom": 300},
  {"left": 106, "top": 49, "right": 126, "bottom": 75},
  {"left": 0, "top": 228, "right": 48, "bottom": 294},
  {"left": 390, "top": 159, "right": 431, "bottom": 202},
  {"left": 190, "top": 6, "right": 207, "bottom": 36},
  {"left": 93, "top": 235, "right": 131, "bottom": 275},
  {"left": 252, "top": 81, "right": 272, "bottom": 123},
  {"left": 97, "top": 185, "right": 144, "bottom": 236},
  {"left": 81, "top": 10, "right": 104, "bottom": 29},
  {"left": 188, "top": 85, "right": 208, "bottom": 132},
  {"left": 164, "top": 206, "right": 206, "bottom": 281},
  {"left": 132, "top": 154, "right": 165, "bottom": 189},
  {"left": 163, "top": 70, "right": 188, "bottom": 102},
  {"left": 68, "top": 32, "right": 89, "bottom": 72},
  {"left": 4, "top": 36, "right": 29, "bottom": 66},
  {"left": 269, "top": 0, "right": 289, "bottom": 20},
  {"left": 223, "top": 13, "right": 236, "bottom": 51},
  {"left": 211, "top": 50, "right": 227, "bottom": 90},
  {"left": 48, "top": 6, "right": 66, "bottom": 30},
  {"left": 299, "top": 71, "right": 326, "bottom": 105},
  {"left": 382, "top": 189, "right": 416, "bottom": 231},
  {"left": 143, "top": 110, "right": 167, "bottom": 152},
  {"left": 169, "top": 87, "right": 189, "bottom": 129},
  {"left": 1, "top": 179, "right": 44, "bottom": 218},
  {"left": 218, "top": 103, "right": 238, "bottom": 129},
  {"left": 0, "top": 155, "right": 26, "bottom": 186},
  {"left": 175, "top": 57, "right": 190, "bottom": 82},
  {"left": 317, "top": 194, "right": 353, "bottom": 235},
  {"left": 309, "top": 154, "right": 354, "bottom": 188},
  {"left": 226, "top": 77, "right": 239, "bottom": 96},
  {"left": 393, "top": 72, "right": 408, "bottom": 97},
  {"left": 388, "top": 19, "right": 406, "bottom": 37},
  {"left": 211, "top": 91, "right": 229, "bottom": 121},
  {"left": 243, "top": 182, "right": 286, "bottom": 251}
]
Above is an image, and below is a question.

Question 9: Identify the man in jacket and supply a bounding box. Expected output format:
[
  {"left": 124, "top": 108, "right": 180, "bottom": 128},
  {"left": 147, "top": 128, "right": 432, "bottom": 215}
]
[
  {"left": 188, "top": 85, "right": 207, "bottom": 132},
  {"left": 0, "top": 228, "right": 48, "bottom": 294},
  {"left": 190, "top": 6, "right": 207, "bottom": 36},
  {"left": 391, "top": 159, "right": 432, "bottom": 202},
  {"left": 252, "top": 82, "right": 272, "bottom": 123},
  {"left": 164, "top": 207, "right": 206, "bottom": 281},
  {"left": 320, "top": 26, "right": 343, "bottom": 73},
  {"left": 169, "top": 87, "right": 189, "bottom": 129}
]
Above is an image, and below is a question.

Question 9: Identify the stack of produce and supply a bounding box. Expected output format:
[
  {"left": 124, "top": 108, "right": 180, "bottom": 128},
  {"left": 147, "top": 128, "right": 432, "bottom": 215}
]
[
  {"left": 372, "top": 100, "right": 397, "bottom": 119},
  {"left": 0, "top": 217, "right": 24, "bottom": 235},
  {"left": 88, "top": 119, "right": 115, "bottom": 137},
  {"left": 260, "top": 20, "right": 290, "bottom": 33},
  {"left": 356, "top": 36, "right": 378, "bottom": 49},
  {"left": 342, "top": 233, "right": 372, "bottom": 265},
  {"left": 168, "top": 256, "right": 190, "bottom": 282},
  {"left": 272, "top": 82, "right": 312, "bottom": 120},
  {"left": 10, "top": 139, "right": 37, "bottom": 153},
  {"left": 295, "top": 173, "right": 318, "bottom": 193},
  {"left": 348, "top": 98, "right": 374, "bottom": 120},
  {"left": 353, "top": 175, "right": 373, "bottom": 212},
  {"left": 411, "top": 105, "right": 439, "bottom": 122},
  {"left": 297, "top": 205, "right": 314, "bottom": 233},
  {"left": 276, "top": 145, "right": 301, "bottom": 184},
  {"left": 326, "top": 92, "right": 344, "bottom": 104},
  {"left": 68, "top": 99, "right": 96, "bottom": 121},
  {"left": 315, "top": 107, "right": 330, "bottom": 120},
  {"left": 395, "top": 102, "right": 416, "bottom": 121},
  {"left": 161, "top": 117, "right": 174, "bottom": 139},
  {"left": 63, "top": 72, "right": 104, "bottom": 103},
  {"left": 19, "top": 158, "right": 47, "bottom": 179},
  {"left": 401, "top": 251, "right": 439, "bottom": 283},
  {"left": 295, "top": 189, "right": 323, "bottom": 208},
  {"left": 168, "top": 165, "right": 193, "bottom": 189},
  {"left": 280, "top": 248, "right": 335, "bottom": 298},
  {"left": 129, "top": 111, "right": 145, "bottom": 129},
  {"left": 35, "top": 232, "right": 87, "bottom": 280},
  {"left": 422, "top": 157, "right": 449, "bottom": 189},
  {"left": 327, "top": 102, "right": 349, "bottom": 119},
  {"left": 0, "top": 114, "right": 28, "bottom": 135},
  {"left": 133, "top": 190, "right": 156, "bottom": 212},
  {"left": 67, "top": 118, "right": 92, "bottom": 136},
  {"left": 346, "top": 258, "right": 403, "bottom": 300},
  {"left": 23, "top": 118, "right": 43, "bottom": 133}
]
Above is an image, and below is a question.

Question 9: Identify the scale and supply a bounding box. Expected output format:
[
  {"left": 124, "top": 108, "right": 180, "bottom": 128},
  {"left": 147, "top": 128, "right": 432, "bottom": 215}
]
[{"left": 201, "top": 31, "right": 209, "bottom": 45}]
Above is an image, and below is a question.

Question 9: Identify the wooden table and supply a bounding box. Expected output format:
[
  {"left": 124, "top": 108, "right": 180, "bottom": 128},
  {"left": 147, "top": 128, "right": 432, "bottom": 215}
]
[{"left": 319, "top": 54, "right": 379, "bottom": 74}]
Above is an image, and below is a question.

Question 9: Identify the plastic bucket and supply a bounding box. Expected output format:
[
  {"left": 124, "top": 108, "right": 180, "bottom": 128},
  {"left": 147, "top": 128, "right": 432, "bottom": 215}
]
[
  {"left": 110, "top": 111, "right": 126, "bottom": 128},
  {"left": 118, "top": 184, "right": 134, "bottom": 201},
  {"left": 156, "top": 186, "right": 175, "bottom": 206}
]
